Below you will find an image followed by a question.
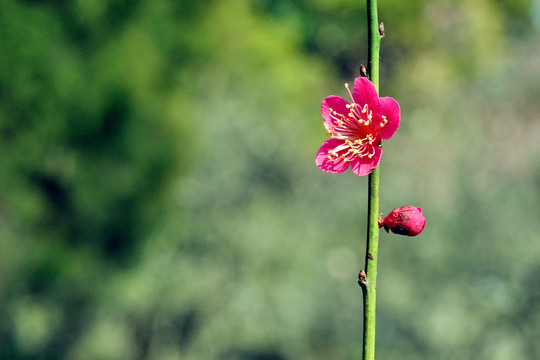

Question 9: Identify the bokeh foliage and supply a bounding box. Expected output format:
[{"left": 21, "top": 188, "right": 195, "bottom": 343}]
[{"left": 1, "top": 0, "right": 539, "bottom": 359}]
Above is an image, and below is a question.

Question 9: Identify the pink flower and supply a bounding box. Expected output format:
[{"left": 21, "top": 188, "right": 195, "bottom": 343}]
[
  {"left": 316, "top": 77, "right": 400, "bottom": 176},
  {"left": 379, "top": 206, "right": 426, "bottom": 236}
]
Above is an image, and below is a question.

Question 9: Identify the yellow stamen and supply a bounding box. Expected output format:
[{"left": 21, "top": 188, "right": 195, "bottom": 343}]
[{"left": 361, "top": 104, "right": 368, "bottom": 114}]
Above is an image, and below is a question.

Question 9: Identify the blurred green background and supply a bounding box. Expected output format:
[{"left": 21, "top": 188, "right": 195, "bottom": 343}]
[{"left": 1, "top": 0, "right": 539, "bottom": 359}]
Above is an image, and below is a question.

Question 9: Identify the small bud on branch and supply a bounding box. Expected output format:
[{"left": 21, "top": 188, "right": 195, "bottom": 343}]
[
  {"left": 358, "top": 269, "right": 368, "bottom": 287},
  {"left": 378, "top": 22, "right": 385, "bottom": 38},
  {"left": 359, "top": 64, "right": 368, "bottom": 77}
]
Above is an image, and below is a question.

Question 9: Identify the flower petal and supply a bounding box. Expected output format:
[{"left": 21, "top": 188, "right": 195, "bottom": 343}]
[
  {"left": 350, "top": 146, "right": 382, "bottom": 176},
  {"left": 352, "top": 77, "right": 380, "bottom": 114},
  {"left": 316, "top": 138, "right": 350, "bottom": 173},
  {"left": 378, "top": 97, "right": 400, "bottom": 140},
  {"left": 321, "top": 95, "right": 350, "bottom": 128}
]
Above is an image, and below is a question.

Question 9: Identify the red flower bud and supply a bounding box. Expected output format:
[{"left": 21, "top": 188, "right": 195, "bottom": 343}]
[{"left": 380, "top": 206, "right": 426, "bottom": 236}]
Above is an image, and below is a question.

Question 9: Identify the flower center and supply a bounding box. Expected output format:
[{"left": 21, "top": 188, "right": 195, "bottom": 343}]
[
  {"left": 324, "top": 83, "right": 389, "bottom": 163},
  {"left": 325, "top": 106, "right": 378, "bottom": 161}
]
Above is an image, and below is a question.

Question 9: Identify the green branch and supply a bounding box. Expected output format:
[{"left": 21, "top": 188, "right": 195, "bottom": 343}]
[
  {"left": 367, "top": 0, "right": 380, "bottom": 90},
  {"left": 361, "top": 1, "right": 381, "bottom": 359}
]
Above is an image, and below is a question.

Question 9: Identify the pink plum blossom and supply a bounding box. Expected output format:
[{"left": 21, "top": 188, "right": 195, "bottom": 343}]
[{"left": 316, "top": 77, "right": 400, "bottom": 176}]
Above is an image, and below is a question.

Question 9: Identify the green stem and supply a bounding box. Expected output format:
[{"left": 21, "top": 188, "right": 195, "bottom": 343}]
[
  {"left": 367, "top": 0, "right": 380, "bottom": 90},
  {"left": 362, "top": 1, "right": 381, "bottom": 360},
  {"left": 362, "top": 168, "right": 379, "bottom": 360}
]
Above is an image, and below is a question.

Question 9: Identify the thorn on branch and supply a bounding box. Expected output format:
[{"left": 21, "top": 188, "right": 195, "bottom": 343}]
[{"left": 367, "top": 253, "right": 374, "bottom": 260}]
